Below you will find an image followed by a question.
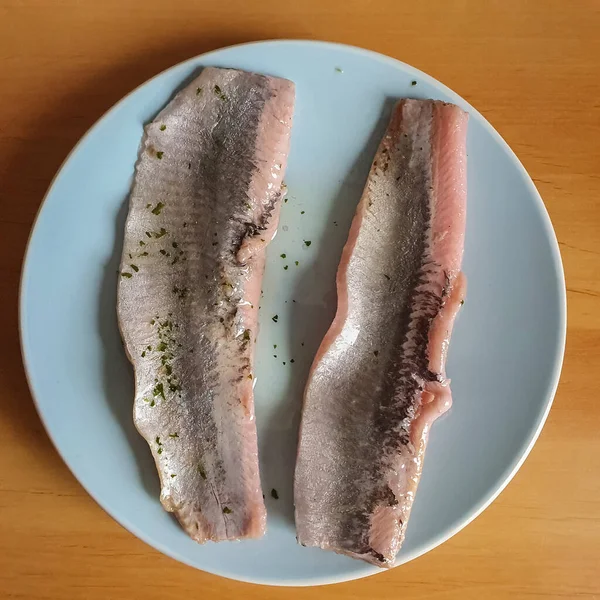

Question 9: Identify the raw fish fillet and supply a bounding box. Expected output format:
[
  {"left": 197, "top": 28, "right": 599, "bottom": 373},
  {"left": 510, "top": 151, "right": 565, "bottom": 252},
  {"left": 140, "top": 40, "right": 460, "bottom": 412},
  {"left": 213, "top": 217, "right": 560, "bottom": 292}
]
[
  {"left": 118, "top": 67, "right": 295, "bottom": 542},
  {"left": 294, "top": 99, "right": 467, "bottom": 566}
]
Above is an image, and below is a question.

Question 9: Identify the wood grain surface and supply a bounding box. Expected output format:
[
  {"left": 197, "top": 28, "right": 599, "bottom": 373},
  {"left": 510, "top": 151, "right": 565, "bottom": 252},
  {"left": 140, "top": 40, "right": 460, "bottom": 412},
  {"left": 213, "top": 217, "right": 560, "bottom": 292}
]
[{"left": 1, "top": 1, "right": 599, "bottom": 598}]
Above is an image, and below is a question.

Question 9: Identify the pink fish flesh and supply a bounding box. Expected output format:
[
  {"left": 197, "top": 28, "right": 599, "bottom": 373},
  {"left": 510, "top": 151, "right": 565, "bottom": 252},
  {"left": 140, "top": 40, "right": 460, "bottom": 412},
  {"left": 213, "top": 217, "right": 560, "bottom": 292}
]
[{"left": 294, "top": 99, "right": 468, "bottom": 566}]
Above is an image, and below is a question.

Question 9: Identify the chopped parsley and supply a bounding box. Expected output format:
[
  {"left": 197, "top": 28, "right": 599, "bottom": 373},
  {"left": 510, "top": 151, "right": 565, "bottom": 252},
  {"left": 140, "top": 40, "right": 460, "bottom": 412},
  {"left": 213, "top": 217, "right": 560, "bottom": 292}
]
[
  {"left": 222, "top": 506, "right": 232, "bottom": 514},
  {"left": 213, "top": 85, "right": 227, "bottom": 101},
  {"left": 169, "top": 433, "right": 179, "bottom": 438},
  {"left": 295, "top": 261, "right": 299, "bottom": 266},
  {"left": 197, "top": 463, "right": 207, "bottom": 479},
  {"left": 196, "top": 87, "right": 202, "bottom": 95},
  {"left": 335, "top": 67, "right": 343, "bottom": 73},
  {"left": 271, "top": 488, "right": 279, "bottom": 499},
  {"left": 300, "top": 210, "right": 305, "bottom": 214},
  {"left": 130, "top": 264, "right": 139, "bottom": 272},
  {"left": 151, "top": 202, "right": 165, "bottom": 215},
  {"left": 280, "top": 253, "right": 286, "bottom": 259},
  {"left": 159, "top": 124, "right": 166, "bottom": 131},
  {"left": 156, "top": 151, "right": 164, "bottom": 159},
  {"left": 121, "top": 272, "right": 132, "bottom": 278},
  {"left": 153, "top": 383, "right": 165, "bottom": 400},
  {"left": 304, "top": 240, "right": 312, "bottom": 247},
  {"left": 411, "top": 80, "right": 417, "bottom": 86},
  {"left": 272, "top": 315, "right": 278, "bottom": 323},
  {"left": 284, "top": 265, "right": 288, "bottom": 270}
]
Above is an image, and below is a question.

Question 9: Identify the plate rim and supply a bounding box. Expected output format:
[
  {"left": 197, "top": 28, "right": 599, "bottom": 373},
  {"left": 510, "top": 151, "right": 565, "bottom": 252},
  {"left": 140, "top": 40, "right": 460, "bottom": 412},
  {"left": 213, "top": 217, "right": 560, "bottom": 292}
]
[{"left": 19, "top": 39, "right": 567, "bottom": 586}]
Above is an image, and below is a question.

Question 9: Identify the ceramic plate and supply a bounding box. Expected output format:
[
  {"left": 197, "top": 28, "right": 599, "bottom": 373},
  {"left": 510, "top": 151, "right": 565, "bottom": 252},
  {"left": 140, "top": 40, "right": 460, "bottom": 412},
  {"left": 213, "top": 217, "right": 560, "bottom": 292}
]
[{"left": 20, "top": 40, "right": 566, "bottom": 586}]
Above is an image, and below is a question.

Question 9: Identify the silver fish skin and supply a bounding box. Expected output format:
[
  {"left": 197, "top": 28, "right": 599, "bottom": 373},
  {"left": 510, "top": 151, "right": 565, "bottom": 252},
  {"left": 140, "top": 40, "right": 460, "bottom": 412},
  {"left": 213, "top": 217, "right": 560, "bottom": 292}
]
[
  {"left": 118, "top": 67, "right": 295, "bottom": 542},
  {"left": 294, "top": 99, "right": 467, "bottom": 566}
]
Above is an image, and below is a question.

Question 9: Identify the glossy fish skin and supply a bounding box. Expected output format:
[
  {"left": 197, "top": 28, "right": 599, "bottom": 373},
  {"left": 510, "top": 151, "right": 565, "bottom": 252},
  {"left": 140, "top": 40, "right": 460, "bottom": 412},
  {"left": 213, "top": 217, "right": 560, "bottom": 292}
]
[
  {"left": 118, "top": 67, "right": 295, "bottom": 542},
  {"left": 294, "top": 99, "right": 467, "bottom": 567}
]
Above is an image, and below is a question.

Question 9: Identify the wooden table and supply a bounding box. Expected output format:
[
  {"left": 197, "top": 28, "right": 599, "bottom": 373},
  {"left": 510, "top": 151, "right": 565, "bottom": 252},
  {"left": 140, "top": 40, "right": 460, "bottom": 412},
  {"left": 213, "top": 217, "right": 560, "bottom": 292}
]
[{"left": 1, "top": 1, "right": 599, "bottom": 598}]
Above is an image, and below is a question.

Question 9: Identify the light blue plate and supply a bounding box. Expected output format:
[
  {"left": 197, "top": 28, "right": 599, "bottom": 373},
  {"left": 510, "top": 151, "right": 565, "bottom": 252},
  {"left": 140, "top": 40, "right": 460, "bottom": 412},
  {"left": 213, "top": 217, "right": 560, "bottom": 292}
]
[{"left": 20, "top": 41, "right": 566, "bottom": 586}]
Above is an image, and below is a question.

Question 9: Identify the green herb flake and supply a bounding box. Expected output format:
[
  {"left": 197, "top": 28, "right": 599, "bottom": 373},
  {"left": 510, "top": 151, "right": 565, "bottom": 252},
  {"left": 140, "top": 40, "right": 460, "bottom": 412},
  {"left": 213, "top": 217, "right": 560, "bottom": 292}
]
[
  {"left": 130, "top": 264, "right": 139, "bottom": 272},
  {"left": 153, "top": 383, "right": 165, "bottom": 400},
  {"left": 283, "top": 361, "right": 286, "bottom": 365},
  {"left": 155, "top": 227, "right": 168, "bottom": 238},
  {"left": 196, "top": 87, "right": 202, "bottom": 95},
  {"left": 121, "top": 272, "right": 132, "bottom": 278},
  {"left": 290, "top": 359, "right": 295, "bottom": 363},
  {"left": 335, "top": 66, "right": 343, "bottom": 73},
  {"left": 304, "top": 240, "right": 312, "bottom": 247},
  {"left": 460, "top": 299, "right": 465, "bottom": 306},
  {"left": 284, "top": 198, "right": 288, "bottom": 203},
  {"left": 271, "top": 488, "right": 279, "bottom": 499},
  {"left": 301, "top": 210, "right": 305, "bottom": 214},
  {"left": 242, "top": 329, "right": 251, "bottom": 342},
  {"left": 151, "top": 202, "right": 165, "bottom": 215},
  {"left": 157, "top": 342, "right": 167, "bottom": 352},
  {"left": 280, "top": 253, "right": 286, "bottom": 259},
  {"left": 373, "top": 350, "right": 379, "bottom": 357},
  {"left": 156, "top": 151, "right": 164, "bottom": 159},
  {"left": 273, "top": 344, "right": 277, "bottom": 349},
  {"left": 139, "top": 251, "right": 148, "bottom": 257},
  {"left": 272, "top": 315, "right": 279, "bottom": 323},
  {"left": 169, "top": 433, "right": 179, "bottom": 438},
  {"left": 157, "top": 447, "right": 162, "bottom": 454},
  {"left": 384, "top": 274, "right": 391, "bottom": 280},
  {"left": 139, "top": 240, "right": 146, "bottom": 246},
  {"left": 141, "top": 351, "right": 146, "bottom": 358},
  {"left": 170, "top": 473, "right": 176, "bottom": 478},
  {"left": 197, "top": 463, "right": 207, "bottom": 479},
  {"left": 159, "top": 124, "right": 166, "bottom": 131},
  {"left": 155, "top": 436, "right": 162, "bottom": 445},
  {"left": 284, "top": 265, "right": 289, "bottom": 270},
  {"left": 145, "top": 231, "right": 152, "bottom": 238},
  {"left": 295, "top": 261, "right": 299, "bottom": 266},
  {"left": 411, "top": 80, "right": 417, "bottom": 86},
  {"left": 222, "top": 506, "right": 232, "bottom": 514},
  {"left": 273, "top": 355, "right": 277, "bottom": 358},
  {"left": 172, "top": 241, "right": 178, "bottom": 248},
  {"left": 213, "top": 85, "right": 227, "bottom": 101}
]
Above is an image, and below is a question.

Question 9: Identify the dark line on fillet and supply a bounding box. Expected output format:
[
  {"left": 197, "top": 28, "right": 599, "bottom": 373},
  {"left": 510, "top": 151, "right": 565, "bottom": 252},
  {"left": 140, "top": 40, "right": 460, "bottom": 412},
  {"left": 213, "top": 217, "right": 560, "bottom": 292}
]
[{"left": 160, "top": 73, "right": 272, "bottom": 514}]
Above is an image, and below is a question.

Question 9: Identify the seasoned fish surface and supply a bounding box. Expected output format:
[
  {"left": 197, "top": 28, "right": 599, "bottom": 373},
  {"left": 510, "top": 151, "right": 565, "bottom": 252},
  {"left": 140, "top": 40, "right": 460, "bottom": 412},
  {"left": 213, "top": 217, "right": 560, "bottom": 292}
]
[
  {"left": 118, "top": 67, "right": 295, "bottom": 542},
  {"left": 294, "top": 99, "right": 467, "bottom": 566}
]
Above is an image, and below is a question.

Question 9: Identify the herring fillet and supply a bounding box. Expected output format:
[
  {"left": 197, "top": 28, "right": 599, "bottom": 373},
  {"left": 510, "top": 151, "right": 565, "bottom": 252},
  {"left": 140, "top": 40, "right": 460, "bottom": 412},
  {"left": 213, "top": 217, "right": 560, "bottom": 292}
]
[
  {"left": 294, "top": 99, "right": 467, "bottom": 566},
  {"left": 117, "top": 68, "right": 295, "bottom": 541}
]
